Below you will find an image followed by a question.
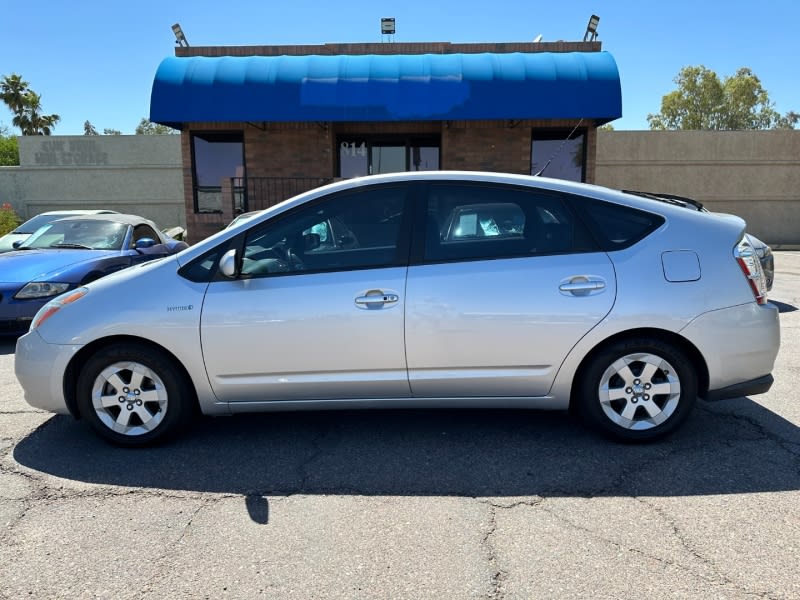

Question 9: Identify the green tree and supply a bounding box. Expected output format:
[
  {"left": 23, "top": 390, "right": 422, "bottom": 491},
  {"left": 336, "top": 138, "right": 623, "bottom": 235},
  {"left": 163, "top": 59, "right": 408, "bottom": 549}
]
[
  {"left": 648, "top": 66, "right": 797, "bottom": 130},
  {"left": 0, "top": 129, "right": 19, "bottom": 166},
  {"left": 135, "top": 117, "right": 176, "bottom": 135},
  {"left": 103, "top": 128, "right": 122, "bottom": 135},
  {"left": 775, "top": 111, "right": 800, "bottom": 129},
  {"left": 83, "top": 120, "right": 99, "bottom": 135},
  {"left": 0, "top": 74, "right": 60, "bottom": 135}
]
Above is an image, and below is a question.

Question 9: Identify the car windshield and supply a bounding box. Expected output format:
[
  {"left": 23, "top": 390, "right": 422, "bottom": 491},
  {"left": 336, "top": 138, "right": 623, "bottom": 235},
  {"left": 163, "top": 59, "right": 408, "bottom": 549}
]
[
  {"left": 21, "top": 220, "right": 128, "bottom": 250},
  {"left": 12, "top": 213, "right": 79, "bottom": 234}
]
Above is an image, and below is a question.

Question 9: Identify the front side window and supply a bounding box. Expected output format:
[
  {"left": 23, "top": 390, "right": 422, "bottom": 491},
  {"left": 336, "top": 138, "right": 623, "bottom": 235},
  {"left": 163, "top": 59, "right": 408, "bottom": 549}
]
[
  {"left": 531, "top": 130, "right": 586, "bottom": 182},
  {"left": 240, "top": 185, "right": 410, "bottom": 277},
  {"left": 192, "top": 132, "right": 245, "bottom": 214},
  {"left": 424, "top": 183, "right": 597, "bottom": 262}
]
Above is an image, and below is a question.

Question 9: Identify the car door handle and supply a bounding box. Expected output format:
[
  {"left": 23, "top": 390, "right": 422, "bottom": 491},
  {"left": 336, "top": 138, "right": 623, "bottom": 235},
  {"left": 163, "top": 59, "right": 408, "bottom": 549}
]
[
  {"left": 355, "top": 290, "right": 399, "bottom": 308},
  {"left": 559, "top": 276, "right": 606, "bottom": 296}
]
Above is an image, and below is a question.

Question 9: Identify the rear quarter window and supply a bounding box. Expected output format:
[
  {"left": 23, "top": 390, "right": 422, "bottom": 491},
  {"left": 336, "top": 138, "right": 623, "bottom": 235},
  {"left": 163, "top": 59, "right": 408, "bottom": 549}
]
[{"left": 574, "top": 199, "right": 665, "bottom": 251}]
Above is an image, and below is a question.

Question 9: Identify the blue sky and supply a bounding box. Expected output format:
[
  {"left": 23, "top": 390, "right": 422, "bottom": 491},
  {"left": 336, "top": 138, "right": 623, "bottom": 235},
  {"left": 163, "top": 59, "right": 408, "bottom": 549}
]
[{"left": 2, "top": 0, "right": 798, "bottom": 134}]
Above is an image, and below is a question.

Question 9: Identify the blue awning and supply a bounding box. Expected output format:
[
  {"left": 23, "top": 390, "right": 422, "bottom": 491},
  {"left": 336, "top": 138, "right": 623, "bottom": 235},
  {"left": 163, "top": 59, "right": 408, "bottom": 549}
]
[{"left": 150, "top": 52, "right": 621, "bottom": 126}]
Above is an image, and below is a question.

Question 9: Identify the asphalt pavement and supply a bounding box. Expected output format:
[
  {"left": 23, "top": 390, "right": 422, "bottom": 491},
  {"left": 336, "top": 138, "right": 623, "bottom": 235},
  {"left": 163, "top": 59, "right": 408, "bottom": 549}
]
[{"left": 1, "top": 253, "right": 798, "bottom": 599}]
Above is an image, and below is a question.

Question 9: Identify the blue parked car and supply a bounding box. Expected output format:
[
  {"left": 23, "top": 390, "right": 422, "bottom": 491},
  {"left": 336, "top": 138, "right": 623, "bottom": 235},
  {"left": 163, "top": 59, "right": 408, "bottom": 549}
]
[{"left": 0, "top": 214, "right": 188, "bottom": 335}]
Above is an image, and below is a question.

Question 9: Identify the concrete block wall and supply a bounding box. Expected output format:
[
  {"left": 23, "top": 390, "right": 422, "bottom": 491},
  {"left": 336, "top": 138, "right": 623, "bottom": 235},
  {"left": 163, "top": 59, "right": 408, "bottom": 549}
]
[
  {"left": 596, "top": 130, "right": 800, "bottom": 246},
  {"left": 0, "top": 135, "right": 185, "bottom": 230}
]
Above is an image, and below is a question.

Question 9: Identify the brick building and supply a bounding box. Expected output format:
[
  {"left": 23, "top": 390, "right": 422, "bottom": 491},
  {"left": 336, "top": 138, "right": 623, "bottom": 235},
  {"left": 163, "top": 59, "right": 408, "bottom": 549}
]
[{"left": 149, "top": 41, "right": 621, "bottom": 241}]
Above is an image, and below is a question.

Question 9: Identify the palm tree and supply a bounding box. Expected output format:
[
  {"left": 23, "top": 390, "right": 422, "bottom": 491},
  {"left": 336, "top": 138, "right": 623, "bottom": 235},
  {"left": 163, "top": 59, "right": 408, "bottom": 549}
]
[
  {"left": 0, "top": 73, "right": 30, "bottom": 114},
  {"left": 1, "top": 74, "right": 59, "bottom": 135},
  {"left": 12, "top": 92, "right": 60, "bottom": 135}
]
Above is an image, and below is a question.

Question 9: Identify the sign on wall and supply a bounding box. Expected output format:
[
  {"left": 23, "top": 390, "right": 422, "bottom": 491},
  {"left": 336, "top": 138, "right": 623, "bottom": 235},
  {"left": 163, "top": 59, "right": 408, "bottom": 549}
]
[{"left": 33, "top": 140, "right": 109, "bottom": 166}]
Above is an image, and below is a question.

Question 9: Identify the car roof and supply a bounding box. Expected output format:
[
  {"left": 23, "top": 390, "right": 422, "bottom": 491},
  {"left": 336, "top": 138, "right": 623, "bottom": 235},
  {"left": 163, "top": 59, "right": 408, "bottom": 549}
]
[
  {"left": 37, "top": 209, "right": 119, "bottom": 216},
  {"left": 52, "top": 213, "right": 163, "bottom": 231}
]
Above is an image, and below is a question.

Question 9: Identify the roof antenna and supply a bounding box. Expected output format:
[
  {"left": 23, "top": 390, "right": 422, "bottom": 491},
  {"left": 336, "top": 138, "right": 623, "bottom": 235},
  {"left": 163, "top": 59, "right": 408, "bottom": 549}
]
[{"left": 533, "top": 118, "right": 584, "bottom": 177}]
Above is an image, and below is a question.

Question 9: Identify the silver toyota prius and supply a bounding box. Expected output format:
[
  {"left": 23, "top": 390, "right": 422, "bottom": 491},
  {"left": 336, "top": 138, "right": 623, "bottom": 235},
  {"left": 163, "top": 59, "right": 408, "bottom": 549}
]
[{"left": 15, "top": 172, "right": 780, "bottom": 446}]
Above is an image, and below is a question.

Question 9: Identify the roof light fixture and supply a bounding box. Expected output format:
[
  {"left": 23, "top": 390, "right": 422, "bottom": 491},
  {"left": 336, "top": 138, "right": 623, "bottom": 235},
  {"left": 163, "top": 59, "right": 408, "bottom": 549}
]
[
  {"left": 583, "top": 15, "right": 600, "bottom": 42},
  {"left": 172, "top": 23, "right": 189, "bottom": 47},
  {"left": 381, "top": 18, "right": 396, "bottom": 35}
]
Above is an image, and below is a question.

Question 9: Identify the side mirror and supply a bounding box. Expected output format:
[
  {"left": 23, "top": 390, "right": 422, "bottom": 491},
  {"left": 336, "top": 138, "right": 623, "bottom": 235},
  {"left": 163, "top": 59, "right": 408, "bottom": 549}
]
[
  {"left": 303, "top": 232, "right": 321, "bottom": 251},
  {"left": 135, "top": 237, "right": 156, "bottom": 249},
  {"left": 12, "top": 240, "right": 23, "bottom": 249},
  {"left": 219, "top": 248, "right": 239, "bottom": 278},
  {"left": 338, "top": 235, "right": 356, "bottom": 247}
]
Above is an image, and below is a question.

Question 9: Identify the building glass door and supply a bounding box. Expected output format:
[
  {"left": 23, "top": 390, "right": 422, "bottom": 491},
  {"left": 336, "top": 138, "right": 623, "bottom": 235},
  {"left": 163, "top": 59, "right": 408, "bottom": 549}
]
[{"left": 338, "top": 137, "right": 440, "bottom": 178}]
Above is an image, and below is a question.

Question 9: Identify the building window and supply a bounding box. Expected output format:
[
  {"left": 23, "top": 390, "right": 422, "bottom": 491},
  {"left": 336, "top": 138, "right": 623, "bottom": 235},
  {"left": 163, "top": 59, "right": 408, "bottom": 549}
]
[
  {"left": 531, "top": 130, "right": 586, "bottom": 182},
  {"left": 191, "top": 132, "right": 245, "bottom": 213},
  {"left": 338, "top": 137, "right": 440, "bottom": 178}
]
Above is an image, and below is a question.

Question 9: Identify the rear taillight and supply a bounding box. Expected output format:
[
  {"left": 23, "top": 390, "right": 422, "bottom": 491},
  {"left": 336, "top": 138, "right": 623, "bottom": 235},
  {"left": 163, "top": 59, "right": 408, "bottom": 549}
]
[{"left": 734, "top": 238, "right": 767, "bottom": 305}]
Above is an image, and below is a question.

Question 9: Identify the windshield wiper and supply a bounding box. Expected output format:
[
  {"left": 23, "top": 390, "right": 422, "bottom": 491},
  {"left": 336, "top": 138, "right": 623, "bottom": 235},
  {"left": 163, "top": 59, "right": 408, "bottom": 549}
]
[{"left": 49, "top": 242, "right": 93, "bottom": 250}]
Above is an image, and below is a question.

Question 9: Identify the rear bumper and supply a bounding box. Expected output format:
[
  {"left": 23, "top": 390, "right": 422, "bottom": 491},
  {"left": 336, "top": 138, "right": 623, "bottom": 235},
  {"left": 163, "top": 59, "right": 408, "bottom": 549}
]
[
  {"left": 680, "top": 302, "right": 779, "bottom": 393},
  {"left": 704, "top": 374, "right": 774, "bottom": 402}
]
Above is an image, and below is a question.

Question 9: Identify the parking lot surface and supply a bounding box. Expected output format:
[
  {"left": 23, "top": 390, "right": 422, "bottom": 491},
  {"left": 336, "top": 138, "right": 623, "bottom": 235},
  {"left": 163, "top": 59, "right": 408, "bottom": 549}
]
[{"left": 1, "top": 253, "right": 798, "bottom": 599}]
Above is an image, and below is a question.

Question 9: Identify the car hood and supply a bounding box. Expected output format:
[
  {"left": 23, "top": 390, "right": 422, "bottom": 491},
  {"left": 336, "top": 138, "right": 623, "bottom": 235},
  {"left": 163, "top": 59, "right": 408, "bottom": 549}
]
[{"left": 0, "top": 249, "right": 119, "bottom": 282}]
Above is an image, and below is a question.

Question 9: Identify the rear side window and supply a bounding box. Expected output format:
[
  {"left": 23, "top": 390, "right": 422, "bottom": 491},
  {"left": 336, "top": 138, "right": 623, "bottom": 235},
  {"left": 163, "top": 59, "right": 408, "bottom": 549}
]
[
  {"left": 574, "top": 200, "right": 665, "bottom": 251},
  {"left": 424, "top": 183, "right": 598, "bottom": 262}
]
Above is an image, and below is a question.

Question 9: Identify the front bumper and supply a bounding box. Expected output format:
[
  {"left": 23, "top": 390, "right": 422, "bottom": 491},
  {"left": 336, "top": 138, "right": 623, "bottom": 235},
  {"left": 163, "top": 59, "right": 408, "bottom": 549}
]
[
  {"left": 0, "top": 317, "right": 33, "bottom": 336},
  {"left": 0, "top": 283, "right": 48, "bottom": 335},
  {"left": 15, "top": 329, "right": 83, "bottom": 415}
]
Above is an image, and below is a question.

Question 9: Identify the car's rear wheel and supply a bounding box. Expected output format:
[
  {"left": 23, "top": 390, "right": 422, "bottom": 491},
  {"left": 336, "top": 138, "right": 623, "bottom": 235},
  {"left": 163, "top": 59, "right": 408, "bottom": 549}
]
[
  {"left": 76, "top": 343, "right": 193, "bottom": 446},
  {"left": 577, "top": 338, "right": 697, "bottom": 442}
]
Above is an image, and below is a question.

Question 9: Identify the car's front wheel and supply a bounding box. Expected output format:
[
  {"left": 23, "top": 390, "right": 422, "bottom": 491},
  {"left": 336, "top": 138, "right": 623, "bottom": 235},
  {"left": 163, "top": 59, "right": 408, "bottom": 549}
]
[
  {"left": 577, "top": 338, "right": 697, "bottom": 442},
  {"left": 76, "top": 343, "right": 194, "bottom": 446}
]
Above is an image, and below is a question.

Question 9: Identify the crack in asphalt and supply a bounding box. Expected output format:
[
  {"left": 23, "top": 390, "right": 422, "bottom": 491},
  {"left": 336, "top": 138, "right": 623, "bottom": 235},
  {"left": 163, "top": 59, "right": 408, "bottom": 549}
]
[
  {"left": 0, "top": 457, "right": 238, "bottom": 546},
  {"left": 173, "top": 496, "right": 214, "bottom": 545},
  {"left": 632, "top": 497, "right": 758, "bottom": 595},
  {"left": 136, "top": 495, "right": 221, "bottom": 598},
  {"left": 635, "top": 497, "right": 790, "bottom": 600},
  {"left": 525, "top": 499, "right": 779, "bottom": 599},
  {"left": 479, "top": 503, "right": 507, "bottom": 600},
  {"left": 297, "top": 422, "right": 335, "bottom": 491},
  {"left": 697, "top": 403, "right": 800, "bottom": 461},
  {"left": 476, "top": 497, "right": 550, "bottom": 599}
]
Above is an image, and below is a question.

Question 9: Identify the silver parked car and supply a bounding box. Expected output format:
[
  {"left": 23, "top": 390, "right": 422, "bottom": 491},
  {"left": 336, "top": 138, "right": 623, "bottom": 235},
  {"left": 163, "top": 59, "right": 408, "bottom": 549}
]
[{"left": 15, "top": 172, "right": 780, "bottom": 446}]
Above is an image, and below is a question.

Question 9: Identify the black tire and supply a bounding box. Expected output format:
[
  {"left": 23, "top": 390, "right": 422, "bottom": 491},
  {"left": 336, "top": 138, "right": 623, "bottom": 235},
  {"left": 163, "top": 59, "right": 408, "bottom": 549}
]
[
  {"left": 76, "top": 342, "right": 194, "bottom": 447},
  {"left": 576, "top": 338, "right": 697, "bottom": 442}
]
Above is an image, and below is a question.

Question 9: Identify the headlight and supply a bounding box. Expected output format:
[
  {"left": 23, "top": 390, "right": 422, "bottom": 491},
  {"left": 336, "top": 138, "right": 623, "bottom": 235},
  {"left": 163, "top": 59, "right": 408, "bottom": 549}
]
[
  {"left": 14, "top": 282, "right": 70, "bottom": 300},
  {"left": 30, "top": 287, "right": 89, "bottom": 330}
]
